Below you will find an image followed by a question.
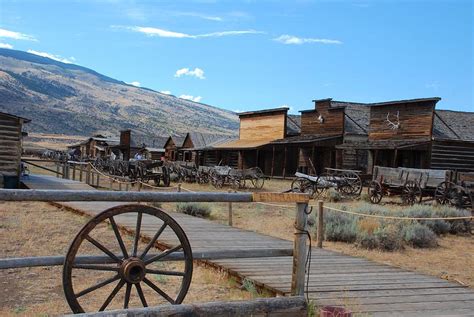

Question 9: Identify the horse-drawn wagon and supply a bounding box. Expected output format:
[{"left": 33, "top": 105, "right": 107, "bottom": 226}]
[{"left": 210, "top": 166, "right": 265, "bottom": 190}]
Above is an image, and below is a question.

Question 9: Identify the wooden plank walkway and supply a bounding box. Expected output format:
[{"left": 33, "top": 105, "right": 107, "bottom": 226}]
[{"left": 22, "top": 174, "right": 474, "bottom": 316}]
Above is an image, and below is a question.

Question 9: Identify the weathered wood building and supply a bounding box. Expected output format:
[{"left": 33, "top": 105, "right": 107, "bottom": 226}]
[
  {"left": 68, "top": 135, "right": 119, "bottom": 158},
  {"left": 0, "top": 112, "right": 30, "bottom": 188}
]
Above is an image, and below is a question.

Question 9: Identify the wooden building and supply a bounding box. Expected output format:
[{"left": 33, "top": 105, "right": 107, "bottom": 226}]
[
  {"left": 68, "top": 135, "right": 119, "bottom": 159},
  {"left": 110, "top": 130, "right": 149, "bottom": 160},
  {"left": 214, "top": 107, "right": 299, "bottom": 170},
  {"left": 0, "top": 112, "right": 30, "bottom": 188},
  {"left": 178, "top": 132, "right": 236, "bottom": 166},
  {"left": 164, "top": 135, "right": 185, "bottom": 161}
]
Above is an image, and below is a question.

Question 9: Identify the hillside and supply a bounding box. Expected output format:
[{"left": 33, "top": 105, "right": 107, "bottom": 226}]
[{"left": 0, "top": 48, "right": 238, "bottom": 138}]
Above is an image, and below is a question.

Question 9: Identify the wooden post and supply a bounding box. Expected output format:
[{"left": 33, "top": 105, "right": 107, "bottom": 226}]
[
  {"left": 291, "top": 202, "right": 308, "bottom": 296},
  {"left": 137, "top": 182, "right": 142, "bottom": 192},
  {"left": 125, "top": 183, "right": 129, "bottom": 191},
  {"left": 96, "top": 173, "right": 100, "bottom": 187},
  {"left": 271, "top": 146, "right": 275, "bottom": 178},
  {"left": 86, "top": 164, "right": 91, "bottom": 184},
  {"left": 228, "top": 190, "right": 233, "bottom": 226},
  {"left": 317, "top": 200, "right": 324, "bottom": 248},
  {"left": 56, "top": 163, "right": 60, "bottom": 178},
  {"left": 110, "top": 178, "right": 113, "bottom": 190},
  {"left": 118, "top": 182, "right": 122, "bottom": 191},
  {"left": 282, "top": 147, "right": 288, "bottom": 179},
  {"left": 72, "top": 164, "right": 76, "bottom": 181},
  {"left": 79, "top": 165, "right": 84, "bottom": 182},
  {"left": 178, "top": 183, "right": 181, "bottom": 192},
  {"left": 392, "top": 149, "right": 398, "bottom": 167},
  {"left": 62, "top": 162, "right": 67, "bottom": 179}
]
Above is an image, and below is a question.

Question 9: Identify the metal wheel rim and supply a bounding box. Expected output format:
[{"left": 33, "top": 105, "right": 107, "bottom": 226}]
[{"left": 63, "top": 204, "right": 193, "bottom": 313}]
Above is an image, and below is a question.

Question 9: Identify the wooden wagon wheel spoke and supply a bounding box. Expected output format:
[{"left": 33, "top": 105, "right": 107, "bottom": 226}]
[
  {"left": 99, "top": 279, "right": 125, "bottom": 311},
  {"left": 76, "top": 274, "right": 121, "bottom": 298},
  {"left": 135, "top": 283, "right": 148, "bottom": 307},
  {"left": 143, "top": 277, "right": 175, "bottom": 304},
  {"left": 109, "top": 217, "right": 128, "bottom": 258},
  {"left": 146, "top": 268, "right": 186, "bottom": 276},
  {"left": 63, "top": 205, "right": 193, "bottom": 313},
  {"left": 140, "top": 223, "right": 167, "bottom": 259},
  {"left": 144, "top": 245, "right": 183, "bottom": 265},
  {"left": 132, "top": 212, "right": 143, "bottom": 257},
  {"left": 123, "top": 282, "right": 132, "bottom": 309},
  {"left": 84, "top": 235, "right": 122, "bottom": 263}
]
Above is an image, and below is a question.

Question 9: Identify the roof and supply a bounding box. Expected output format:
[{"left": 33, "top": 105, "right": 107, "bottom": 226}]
[
  {"left": 237, "top": 107, "right": 289, "bottom": 117},
  {"left": 0, "top": 111, "right": 31, "bottom": 123},
  {"left": 214, "top": 139, "right": 271, "bottom": 149},
  {"left": 433, "top": 110, "right": 474, "bottom": 142},
  {"left": 361, "top": 140, "right": 431, "bottom": 150},
  {"left": 185, "top": 132, "right": 237, "bottom": 150},
  {"left": 145, "top": 147, "right": 165, "bottom": 153},
  {"left": 370, "top": 97, "right": 441, "bottom": 107},
  {"left": 271, "top": 134, "right": 342, "bottom": 145},
  {"left": 286, "top": 115, "right": 301, "bottom": 136}
]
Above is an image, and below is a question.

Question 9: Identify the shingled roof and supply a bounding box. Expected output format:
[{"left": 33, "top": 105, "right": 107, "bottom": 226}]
[
  {"left": 433, "top": 110, "right": 474, "bottom": 142},
  {"left": 185, "top": 132, "right": 237, "bottom": 150}
]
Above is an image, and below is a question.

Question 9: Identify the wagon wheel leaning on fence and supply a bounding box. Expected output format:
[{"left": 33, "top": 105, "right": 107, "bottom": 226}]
[{"left": 63, "top": 204, "right": 193, "bottom": 313}]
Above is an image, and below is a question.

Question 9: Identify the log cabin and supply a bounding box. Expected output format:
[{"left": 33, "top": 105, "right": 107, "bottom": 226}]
[
  {"left": 178, "top": 132, "right": 236, "bottom": 166},
  {"left": 164, "top": 135, "right": 185, "bottom": 161},
  {"left": 68, "top": 135, "right": 119, "bottom": 158},
  {"left": 0, "top": 112, "right": 30, "bottom": 188}
]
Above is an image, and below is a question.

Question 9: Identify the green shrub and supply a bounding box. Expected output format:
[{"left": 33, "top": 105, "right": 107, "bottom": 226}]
[
  {"left": 374, "top": 226, "right": 403, "bottom": 251},
  {"left": 356, "top": 231, "right": 378, "bottom": 249},
  {"left": 437, "top": 206, "right": 471, "bottom": 234},
  {"left": 405, "top": 205, "right": 451, "bottom": 235},
  {"left": 327, "top": 188, "right": 342, "bottom": 202},
  {"left": 176, "top": 203, "right": 211, "bottom": 218},
  {"left": 324, "top": 212, "right": 357, "bottom": 243},
  {"left": 402, "top": 223, "right": 437, "bottom": 248}
]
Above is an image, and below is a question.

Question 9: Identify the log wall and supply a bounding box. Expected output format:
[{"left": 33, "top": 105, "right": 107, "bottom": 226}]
[
  {"left": 0, "top": 114, "right": 22, "bottom": 184},
  {"left": 431, "top": 140, "right": 474, "bottom": 172}
]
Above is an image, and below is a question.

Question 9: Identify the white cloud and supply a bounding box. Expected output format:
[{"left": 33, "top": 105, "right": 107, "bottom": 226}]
[
  {"left": 274, "top": 34, "right": 342, "bottom": 45},
  {"left": 179, "top": 95, "right": 202, "bottom": 102},
  {"left": 0, "top": 28, "right": 36, "bottom": 41},
  {"left": 27, "top": 49, "right": 76, "bottom": 63},
  {"left": 127, "top": 81, "right": 141, "bottom": 87},
  {"left": 0, "top": 43, "right": 13, "bottom": 49},
  {"left": 160, "top": 90, "right": 172, "bottom": 95},
  {"left": 174, "top": 67, "right": 205, "bottom": 79},
  {"left": 115, "top": 25, "right": 264, "bottom": 39}
]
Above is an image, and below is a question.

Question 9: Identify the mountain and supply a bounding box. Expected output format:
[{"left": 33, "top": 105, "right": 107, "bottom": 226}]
[{"left": 0, "top": 48, "right": 239, "bottom": 138}]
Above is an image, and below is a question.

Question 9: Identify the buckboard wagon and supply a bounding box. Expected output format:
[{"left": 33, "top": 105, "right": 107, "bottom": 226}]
[
  {"left": 210, "top": 166, "right": 265, "bottom": 190},
  {"left": 291, "top": 168, "right": 363, "bottom": 198},
  {"left": 368, "top": 166, "right": 473, "bottom": 209}
]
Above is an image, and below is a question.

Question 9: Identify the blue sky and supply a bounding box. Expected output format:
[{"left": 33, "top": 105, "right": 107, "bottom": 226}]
[{"left": 0, "top": 0, "right": 472, "bottom": 113}]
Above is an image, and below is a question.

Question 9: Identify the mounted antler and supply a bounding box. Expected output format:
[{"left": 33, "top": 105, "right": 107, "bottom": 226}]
[{"left": 385, "top": 111, "right": 400, "bottom": 130}]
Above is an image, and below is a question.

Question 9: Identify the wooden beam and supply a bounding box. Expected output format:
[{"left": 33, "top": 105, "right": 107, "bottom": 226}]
[
  {"left": 271, "top": 145, "right": 275, "bottom": 178},
  {"left": 252, "top": 192, "right": 309, "bottom": 203},
  {"left": 291, "top": 202, "right": 309, "bottom": 296},
  {"left": 282, "top": 146, "right": 287, "bottom": 179}
]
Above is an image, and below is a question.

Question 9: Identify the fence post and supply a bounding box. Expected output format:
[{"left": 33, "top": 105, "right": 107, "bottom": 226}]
[
  {"left": 317, "top": 200, "right": 324, "bottom": 248},
  {"left": 56, "top": 162, "right": 60, "bottom": 178},
  {"left": 137, "top": 182, "right": 142, "bottom": 192},
  {"left": 109, "top": 178, "right": 113, "bottom": 190},
  {"left": 125, "top": 183, "right": 129, "bottom": 191},
  {"left": 228, "top": 190, "right": 233, "bottom": 226},
  {"left": 118, "top": 182, "right": 122, "bottom": 191},
  {"left": 178, "top": 183, "right": 181, "bottom": 192},
  {"left": 291, "top": 202, "right": 308, "bottom": 296},
  {"left": 62, "top": 162, "right": 67, "bottom": 179},
  {"left": 96, "top": 173, "right": 100, "bottom": 187},
  {"left": 72, "top": 164, "right": 76, "bottom": 181}
]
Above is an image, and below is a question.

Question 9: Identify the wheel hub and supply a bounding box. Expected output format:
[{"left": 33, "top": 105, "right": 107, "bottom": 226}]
[{"left": 120, "top": 257, "right": 146, "bottom": 284}]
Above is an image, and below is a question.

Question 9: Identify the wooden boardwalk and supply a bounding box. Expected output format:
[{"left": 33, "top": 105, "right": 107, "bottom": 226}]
[{"left": 22, "top": 174, "right": 474, "bottom": 316}]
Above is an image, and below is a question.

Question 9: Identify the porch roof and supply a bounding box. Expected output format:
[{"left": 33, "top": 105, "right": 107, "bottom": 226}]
[
  {"left": 214, "top": 139, "right": 272, "bottom": 150},
  {"left": 270, "top": 134, "right": 342, "bottom": 145}
]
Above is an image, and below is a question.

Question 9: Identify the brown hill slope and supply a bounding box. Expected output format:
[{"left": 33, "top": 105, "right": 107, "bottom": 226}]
[{"left": 0, "top": 49, "right": 238, "bottom": 138}]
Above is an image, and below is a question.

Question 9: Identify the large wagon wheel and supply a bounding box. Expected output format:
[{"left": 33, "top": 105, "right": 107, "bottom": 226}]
[
  {"left": 291, "top": 178, "right": 316, "bottom": 199},
  {"left": 452, "top": 185, "right": 473, "bottom": 210},
  {"left": 340, "top": 171, "right": 363, "bottom": 196},
  {"left": 211, "top": 174, "right": 224, "bottom": 188},
  {"left": 63, "top": 205, "right": 193, "bottom": 313},
  {"left": 368, "top": 181, "right": 383, "bottom": 204},
  {"left": 435, "top": 181, "right": 457, "bottom": 205},
  {"left": 250, "top": 167, "right": 265, "bottom": 189},
  {"left": 401, "top": 180, "right": 422, "bottom": 205}
]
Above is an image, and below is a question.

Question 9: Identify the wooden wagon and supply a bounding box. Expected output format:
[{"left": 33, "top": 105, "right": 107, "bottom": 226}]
[
  {"left": 369, "top": 166, "right": 452, "bottom": 205},
  {"left": 210, "top": 166, "right": 265, "bottom": 190},
  {"left": 291, "top": 168, "right": 363, "bottom": 199},
  {"left": 435, "top": 171, "right": 474, "bottom": 210},
  {"left": 128, "top": 160, "right": 171, "bottom": 186}
]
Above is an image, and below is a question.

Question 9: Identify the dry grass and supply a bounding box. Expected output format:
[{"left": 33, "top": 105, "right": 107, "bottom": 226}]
[{"left": 0, "top": 201, "right": 249, "bottom": 316}]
